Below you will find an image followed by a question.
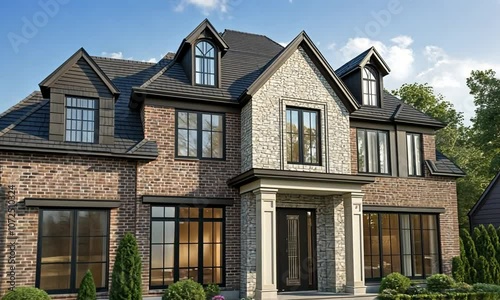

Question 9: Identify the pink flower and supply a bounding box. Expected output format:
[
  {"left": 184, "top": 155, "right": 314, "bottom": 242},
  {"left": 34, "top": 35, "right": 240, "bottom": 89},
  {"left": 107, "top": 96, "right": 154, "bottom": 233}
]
[{"left": 212, "top": 295, "right": 225, "bottom": 300}]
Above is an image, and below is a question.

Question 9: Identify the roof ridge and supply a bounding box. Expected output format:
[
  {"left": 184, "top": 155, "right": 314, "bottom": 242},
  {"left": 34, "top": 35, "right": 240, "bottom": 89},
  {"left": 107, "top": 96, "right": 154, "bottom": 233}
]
[
  {"left": 0, "top": 99, "right": 49, "bottom": 137},
  {"left": 223, "top": 29, "right": 284, "bottom": 49},
  {"left": 0, "top": 91, "right": 42, "bottom": 120},
  {"left": 92, "top": 56, "right": 158, "bottom": 65}
]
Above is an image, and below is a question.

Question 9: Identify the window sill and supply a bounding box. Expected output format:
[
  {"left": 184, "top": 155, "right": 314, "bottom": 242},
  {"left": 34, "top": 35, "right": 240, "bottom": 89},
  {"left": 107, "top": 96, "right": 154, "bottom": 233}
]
[
  {"left": 358, "top": 172, "right": 392, "bottom": 177},
  {"left": 174, "top": 157, "right": 226, "bottom": 162}
]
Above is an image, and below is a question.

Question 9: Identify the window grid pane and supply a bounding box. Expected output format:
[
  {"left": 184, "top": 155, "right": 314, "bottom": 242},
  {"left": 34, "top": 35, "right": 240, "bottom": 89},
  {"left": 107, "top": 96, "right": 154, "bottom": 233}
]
[
  {"left": 195, "top": 41, "right": 216, "bottom": 86},
  {"left": 407, "top": 133, "right": 423, "bottom": 176},
  {"left": 357, "top": 129, "right": 389, "bottom": 174},
  {"left": 177, "top": 111, "right": 224, "bottom": 159},
  {"left": 38, "top": 210, "right": 109, "bottom": 293},
  {"left": 65, "top": 97, "right": 97, "bottom": 143},
  {"left": 150, "top": 206, "right": 225, "bottom": 288},
  {"left": 363, "top": 212, "right": 440, "bottom": 280},
  {"left": 286, "top": 108, "right": 319, "bottom": 165},
  {"left": 362, "top": 67, "right": 378, "bottom": 106}
]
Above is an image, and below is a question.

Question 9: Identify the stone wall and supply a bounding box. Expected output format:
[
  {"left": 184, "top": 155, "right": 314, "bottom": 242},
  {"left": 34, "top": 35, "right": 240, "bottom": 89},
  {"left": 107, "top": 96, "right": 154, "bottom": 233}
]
[{"left": 243, "top": 47, "right": 351, "bottom": 174}]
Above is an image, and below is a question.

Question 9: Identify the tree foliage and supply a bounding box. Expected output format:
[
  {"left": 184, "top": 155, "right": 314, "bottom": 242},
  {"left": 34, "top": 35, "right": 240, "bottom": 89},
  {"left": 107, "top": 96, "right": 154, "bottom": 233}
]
[{"left": 110, "top": 232, "right": 142, "bottom": 300}]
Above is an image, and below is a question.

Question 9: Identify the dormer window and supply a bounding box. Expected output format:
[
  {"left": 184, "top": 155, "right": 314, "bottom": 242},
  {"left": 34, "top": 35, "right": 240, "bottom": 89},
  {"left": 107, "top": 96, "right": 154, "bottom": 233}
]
[
  {"left": 195, "top": 41, "right": 216, "bottom": 86},
  {"left": 362, "top": 66, "right": 378, "bottom": 106}
]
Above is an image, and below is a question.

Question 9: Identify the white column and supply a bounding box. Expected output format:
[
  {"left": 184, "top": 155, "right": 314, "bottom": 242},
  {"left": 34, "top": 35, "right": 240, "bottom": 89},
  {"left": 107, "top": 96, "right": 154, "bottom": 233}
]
[
  {"left": 254, "top": 188, "right": 278, "bottom": 300},
  {"left": 343, "top": 192, "right": 366, "bottom": 295}
]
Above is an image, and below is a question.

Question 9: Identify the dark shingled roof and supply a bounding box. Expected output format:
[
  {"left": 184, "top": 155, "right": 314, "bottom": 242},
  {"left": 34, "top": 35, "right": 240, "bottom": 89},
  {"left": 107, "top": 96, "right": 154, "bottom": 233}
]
[
  {"left": 0, "top": 57, "right": 163, "bottom": 159},
  {"left": 141, "top": 29, "right": 284, "bottom": 101},
  {"left": 425, "top": 151, "right": 466, "bottom": 177},
  {"left": 335, "top": 48, "right": 371, "bottom": 78},
  {"left": 350, "top": 91, "right": 445, "bottom": 128}
]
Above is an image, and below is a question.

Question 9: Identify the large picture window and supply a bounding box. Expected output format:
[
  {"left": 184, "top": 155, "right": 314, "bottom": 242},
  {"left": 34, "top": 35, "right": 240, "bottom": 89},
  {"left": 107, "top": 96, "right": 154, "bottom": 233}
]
[
  {"left": 176, "top": 111, "right": 224, "bottom": 160},
  {"left": 195, "top": 41, "right": 216, "bottom": 86},
  {"left": 65, "top": 97, "right": 98, "bottom": 143},
  {"left": 36, "top": 210, "right": 109, "bottom": 293},
  {"left": 407, "top": 133, "right": 423, "bottom": 176},
  {"left": 363, "top": 212, "right": 440, "bottom": 280},
  {"left": 286, "top": 108, "right": 320, "bottom": 165},
  {"left": 357, "top": 129, "right": 390, "bottom": 174},
  {"left": 150, "top": 206, "right": 225, "bottom": 289}
]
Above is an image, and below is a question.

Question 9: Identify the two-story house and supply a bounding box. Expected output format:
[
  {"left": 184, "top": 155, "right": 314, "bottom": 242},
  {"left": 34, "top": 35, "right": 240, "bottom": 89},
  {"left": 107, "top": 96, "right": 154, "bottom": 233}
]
[{"left": 0, "top": 19, "right": 464, "bottom": 300}]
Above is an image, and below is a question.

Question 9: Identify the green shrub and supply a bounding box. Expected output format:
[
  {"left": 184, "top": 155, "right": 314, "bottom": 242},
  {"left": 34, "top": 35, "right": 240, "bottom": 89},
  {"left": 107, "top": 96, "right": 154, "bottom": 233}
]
[
  {"left": 452, "top": 256, "right": 466, "bottom": 283},
  {"left": 453, "top": 282, "right": 473, "bottom": 293},
  {"left": 426, "top": 274, "right": 455, "bottom": 293},
  {"left": 109, "top": 233, "right": 142, "bottom": 300},
  {"left": 406, "top": 285, "right": 427, "bottom": 295},
  {"left": 380, "top": 273, "right": 412, "bottom": 294},
  {"left": 1, "top": 287, "right": 50, "bottom": 300},
  {"left": 472, "top": 283, "right": 500, "bottom": 293},
  {"left": 78, "top": 270, "right": 96, "bottom": 300},
  {"left": 475, "top": 256, "right": 493, "bottom": 284},
  {"left": 162, "top": 279, "right": 205, "bottom": 300},
  {"left": 461, "top": 229, "right": 478, "bottom": 283},
  {"left": 204, "top": 284, "right": 220, "bottom": 300}
]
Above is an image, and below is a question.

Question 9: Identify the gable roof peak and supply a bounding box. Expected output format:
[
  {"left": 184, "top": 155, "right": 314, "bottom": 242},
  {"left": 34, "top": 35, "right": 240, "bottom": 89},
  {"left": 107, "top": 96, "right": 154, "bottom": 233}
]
[
  {"left": 335, "top": 46, "right": 390, "bottom": 78},
  {"left": 39, "top": 47, "right": 120, "bottom": 98}
]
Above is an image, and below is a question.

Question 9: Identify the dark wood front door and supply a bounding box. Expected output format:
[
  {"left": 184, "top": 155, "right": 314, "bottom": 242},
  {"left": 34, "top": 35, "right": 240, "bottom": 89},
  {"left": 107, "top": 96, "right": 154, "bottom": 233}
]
[{"left": 277, "top": 208, "right": 317, "bottom": 292}]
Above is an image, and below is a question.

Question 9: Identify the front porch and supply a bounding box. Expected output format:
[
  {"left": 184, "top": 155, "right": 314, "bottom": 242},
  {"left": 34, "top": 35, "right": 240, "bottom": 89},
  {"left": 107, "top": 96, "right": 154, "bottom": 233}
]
[{"left": 230, "top": 169, "right": 375, "bottom": 300}]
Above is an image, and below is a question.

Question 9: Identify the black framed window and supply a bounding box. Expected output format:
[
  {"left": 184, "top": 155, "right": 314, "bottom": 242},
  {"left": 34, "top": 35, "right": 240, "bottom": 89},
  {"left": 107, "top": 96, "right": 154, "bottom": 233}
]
[
  {"left": 36, "top": 209, "right": 109, "bottom": 294},
  {"left": 176, "top": 111, "right": 224, "bottom": 160},
  {"left": 407, "top": 133, "right": 423, "bottom": 176},
  {"left": 362, "top": 66, "right": 378, "bottom": 106},
  {"left": 363, "top": 212, "right": 440, "bottom": 280},
  {"left": 195, "top": 41, "right": 216, "bottom": 86},
  {"left": 150, "top": 206, "right": 225, "bottom": 289},
  {"left": 357, "top": 129, "right": 390, "bottom": 174},
  {"left": 65, "top": 97, "right": 98, "bottom": 143},
  {"left": 286, "top": 108, "right": 320, "bottom": 164}
]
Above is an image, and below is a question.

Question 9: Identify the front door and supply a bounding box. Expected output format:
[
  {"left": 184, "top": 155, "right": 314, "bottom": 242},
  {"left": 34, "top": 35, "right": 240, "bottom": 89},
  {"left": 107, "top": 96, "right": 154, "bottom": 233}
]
[{"left": 277, "top": 208, "right": 317, "bottom": 292}]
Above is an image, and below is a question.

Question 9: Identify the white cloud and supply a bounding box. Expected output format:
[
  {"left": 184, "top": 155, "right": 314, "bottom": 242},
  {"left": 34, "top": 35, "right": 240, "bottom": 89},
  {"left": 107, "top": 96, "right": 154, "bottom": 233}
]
[
  {"left": 278, "top": 42, "right": 288, "bottom": 47},
  {"left": 101, "top": 51, "right": 124, "bottom": 59},
  {"left": 416, "top": 47, "right": 500, "bottom": 123},
  {"left": 337, "top": 35, "right": 414, "bottom": 81},
  {"left": 145, "top": 58, "right": 157, "bottom": 63},
  {"left": 174, "top": 0, "right": 230, "bottom": 15}
]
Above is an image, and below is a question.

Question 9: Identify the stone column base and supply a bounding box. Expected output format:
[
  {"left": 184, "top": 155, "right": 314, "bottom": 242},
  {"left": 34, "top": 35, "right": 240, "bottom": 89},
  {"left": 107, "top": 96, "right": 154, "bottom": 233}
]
[
  {"left": 345, "top": 283, "right": 367, "bottom": 295},
  {"left": 255, "top": 288, "right": 278, "bottom": 300}
]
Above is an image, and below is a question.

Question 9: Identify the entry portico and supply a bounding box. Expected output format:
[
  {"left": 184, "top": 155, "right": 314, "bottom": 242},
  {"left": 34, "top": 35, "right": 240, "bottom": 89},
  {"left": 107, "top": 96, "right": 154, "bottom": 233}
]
[{"left": 229, "top": 169, "right": 374, "bottom": 300}]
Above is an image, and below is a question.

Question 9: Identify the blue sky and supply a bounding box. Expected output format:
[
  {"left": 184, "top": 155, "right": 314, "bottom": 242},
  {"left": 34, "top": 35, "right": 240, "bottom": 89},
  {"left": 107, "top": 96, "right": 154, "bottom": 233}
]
[{"left": 1, "top": 0, "right": 499, "bottom": 123}]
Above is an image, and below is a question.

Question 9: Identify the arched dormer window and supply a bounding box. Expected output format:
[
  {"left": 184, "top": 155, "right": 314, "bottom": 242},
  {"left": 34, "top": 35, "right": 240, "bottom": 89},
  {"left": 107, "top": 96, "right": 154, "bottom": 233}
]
[
  {"left": 362, "top": 66, "right": 378, "bottom": 106},
  {"left": 195, "top": 41, "right": 216, "bottom": 86}
]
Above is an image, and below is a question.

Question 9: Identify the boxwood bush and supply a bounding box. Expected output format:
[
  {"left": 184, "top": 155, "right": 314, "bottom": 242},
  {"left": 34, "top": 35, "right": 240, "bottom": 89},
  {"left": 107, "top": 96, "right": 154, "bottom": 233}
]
[
  {"left": 379, "top": 272, "right": 412, "bottom": 293},
  {"left": 426, "top": 274, "right": 455, "bottom": 293},
  {"left": 162, "top": 279, "right": 206, "bottom": 300},
  {"left": 1, "top": 287, "right": 50, "bottom": 300}
]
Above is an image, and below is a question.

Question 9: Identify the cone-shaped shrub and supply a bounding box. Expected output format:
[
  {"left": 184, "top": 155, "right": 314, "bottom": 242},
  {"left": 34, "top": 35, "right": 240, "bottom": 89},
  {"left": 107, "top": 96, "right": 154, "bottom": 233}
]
[
  {"left": 461, "top": 229, "right": 478, "bottom": 283},
  {"left": 110, "top": 232, "right": 142, "bottom": 300},
  {"left": 452, "top": 256, "right": 465, "bottom": 283},
  {"left": 78, "top": 270, "right": 97, "bottom": 300},
  {"left": 459, "top": 238, "right": 473, "bottom": 283},
  {"left": 2, "top": 287, "right": 50, "bottom": 300},
  {"left": 475, "top": 255, "right": 493, "bottom": 284},
  {"left": 475, "top": 225, "right": 500, "bottom": 283}
]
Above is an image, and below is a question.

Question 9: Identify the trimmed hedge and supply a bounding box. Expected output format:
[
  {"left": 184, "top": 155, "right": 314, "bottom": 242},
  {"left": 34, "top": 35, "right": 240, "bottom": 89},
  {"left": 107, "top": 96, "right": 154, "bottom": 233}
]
[
  {"left": 379, "top": 272, "right": 412, "bottom": 293},
  {"left": 162, "top": 279, "right": 206, "bottom": 300},
  {"left": 378, "top": 291, "right": 500, "bottom": 299},
  {"left": 1, "top": 287, "right": 50, "bottom": 300}
]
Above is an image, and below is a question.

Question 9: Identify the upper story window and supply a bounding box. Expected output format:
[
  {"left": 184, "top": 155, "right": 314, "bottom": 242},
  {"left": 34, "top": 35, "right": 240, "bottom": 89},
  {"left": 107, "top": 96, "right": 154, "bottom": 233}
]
[
  {"left": 286, "top": 107, "right": 320, "bottom": 165},
  {"left": 362, "top": 66, "right": 378, "bottom": 106},
  {"left": 176, "top": 110, "right": 224, "bottom": 160},
  {"left": 65, "top": 96, "right": 98, "bottom": 143},
  {"left": 407, "top": 133, "right": 423, "bottom": 176},
  {"left": 195, "top": 41, "right": 216, "bottom": 86},
  {"left": 357, "top": 129, "right": 390, "bottom": 174}
]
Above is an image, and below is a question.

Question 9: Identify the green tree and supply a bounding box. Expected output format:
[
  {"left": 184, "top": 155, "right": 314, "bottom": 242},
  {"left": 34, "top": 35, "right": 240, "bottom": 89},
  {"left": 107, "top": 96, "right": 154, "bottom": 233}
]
[
  {"left": 110, "top": 232, "right": 142, "bottom": 300},
  {"left": 78, "top": 270, "right": 97, "bottom": 300},
  {"left": 452, "top": 256, "right": 465, "bottom": 283},
  {"left": 473, "top": 225, "right": 500, "bottom": 283},
  {"left": 461, "top": 229, "right": 478, "bottom": 282},
  {"left": 475, "top": 256, "right": 493, "bottom": 283},
  {"left": 459, "top": 238, "right": 472, "bottom": 283}
]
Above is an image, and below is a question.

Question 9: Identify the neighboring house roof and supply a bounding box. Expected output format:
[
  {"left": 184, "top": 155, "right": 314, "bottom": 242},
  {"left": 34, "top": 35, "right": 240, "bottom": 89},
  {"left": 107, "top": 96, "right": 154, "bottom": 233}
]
[
  {"left": 335, "top": 46, "right": 390, "bottom": 78},
  {"left": 425, "top": 151, "right": 466, "bottom": 177},
  {"left": 350, "top": 91, "right": 446, "bottom": 128},
  {"left": 468, "top": 171, "right": 500, "bottom": 217},
  {"left": 0, "top": 56, "right": 163, "bottom": 159}
]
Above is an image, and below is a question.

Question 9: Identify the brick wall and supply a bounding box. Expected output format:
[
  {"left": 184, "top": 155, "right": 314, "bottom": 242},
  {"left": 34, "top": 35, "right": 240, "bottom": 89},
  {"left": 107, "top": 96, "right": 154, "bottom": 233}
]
[
  {"left": 137, "top": 103, "right": 242, "bottom": 294},
  {"left": 0, "top": 152, "right": 136, "bottom": 299},
  {"left": 349, "top": 128, "right": 460, "bottom": 274}
]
